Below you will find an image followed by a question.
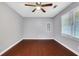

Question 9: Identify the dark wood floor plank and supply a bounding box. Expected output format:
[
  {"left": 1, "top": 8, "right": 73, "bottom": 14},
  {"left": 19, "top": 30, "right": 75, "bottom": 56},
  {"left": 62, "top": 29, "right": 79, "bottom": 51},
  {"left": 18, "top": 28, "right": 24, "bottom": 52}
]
[{"left": 2, "top": 40, "right": 77, "bottom": 56}]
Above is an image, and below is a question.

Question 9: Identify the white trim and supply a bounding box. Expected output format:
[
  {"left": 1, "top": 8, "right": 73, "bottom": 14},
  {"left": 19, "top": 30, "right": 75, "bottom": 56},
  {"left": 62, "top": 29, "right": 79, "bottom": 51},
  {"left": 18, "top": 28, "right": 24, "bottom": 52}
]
[
  {"left": 55, "top": 39, "right": 79, "bottom": 56},
  {"left": 0, "top": 38, "right": 23, "bottom": 56},
  {"left": 0, "top": 38, "right": 78, "bottom": 56},
  {"left": 23, "top": 38, "right": 79, "bottom": 55}
]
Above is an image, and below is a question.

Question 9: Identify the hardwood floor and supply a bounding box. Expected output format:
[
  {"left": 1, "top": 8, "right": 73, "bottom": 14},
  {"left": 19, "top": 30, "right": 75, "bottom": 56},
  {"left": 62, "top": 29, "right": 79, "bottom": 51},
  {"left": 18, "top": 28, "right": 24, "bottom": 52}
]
[{"left": 2, "top": 40, "right": 77, "bottom": 56}]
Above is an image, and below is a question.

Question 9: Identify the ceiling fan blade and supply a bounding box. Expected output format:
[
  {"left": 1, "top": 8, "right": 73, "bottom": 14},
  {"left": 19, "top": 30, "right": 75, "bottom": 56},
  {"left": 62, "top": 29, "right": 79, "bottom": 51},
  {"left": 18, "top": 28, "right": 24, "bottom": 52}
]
[
  {"left": 36, "top": 2, "right": 39, "bottom": 5},
  {"left": 41, "top": 8, "right": 46, "bottom": 13},
  {"left": 40, "top": 2, "right": 41, "bottom": 5},
  {"left": 53, "top": 5, "right": 57, "bottom": 8},
  {"left": 25, "top": 4, "right": 36, "bottom": 7},
  {"left": 32, "top": 8, "right": 36, "bottom": 12},
  {"left": 41, "top": 3, "right": 52, "bottom": 7}
]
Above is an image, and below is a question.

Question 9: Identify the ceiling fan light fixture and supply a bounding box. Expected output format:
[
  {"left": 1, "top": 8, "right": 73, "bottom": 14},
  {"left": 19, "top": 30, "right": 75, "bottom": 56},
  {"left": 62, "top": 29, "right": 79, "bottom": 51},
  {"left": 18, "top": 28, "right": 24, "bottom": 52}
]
[{"left": 36, "top": 6, "right": 41, "bottom": 10}]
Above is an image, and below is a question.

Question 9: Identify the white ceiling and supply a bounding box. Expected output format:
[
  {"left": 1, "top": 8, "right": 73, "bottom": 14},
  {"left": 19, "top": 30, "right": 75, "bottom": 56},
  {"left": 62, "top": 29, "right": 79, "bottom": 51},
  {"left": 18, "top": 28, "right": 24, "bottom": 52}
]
[{"left": 6, "top": 2, "right": 72, "bottom": 17}]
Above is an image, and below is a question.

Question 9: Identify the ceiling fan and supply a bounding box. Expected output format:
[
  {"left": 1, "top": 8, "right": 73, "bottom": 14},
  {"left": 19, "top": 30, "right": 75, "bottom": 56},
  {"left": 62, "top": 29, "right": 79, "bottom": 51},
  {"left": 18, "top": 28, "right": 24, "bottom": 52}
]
[{"left": 25, "top": 2, "right": 57, "bottom": 13}]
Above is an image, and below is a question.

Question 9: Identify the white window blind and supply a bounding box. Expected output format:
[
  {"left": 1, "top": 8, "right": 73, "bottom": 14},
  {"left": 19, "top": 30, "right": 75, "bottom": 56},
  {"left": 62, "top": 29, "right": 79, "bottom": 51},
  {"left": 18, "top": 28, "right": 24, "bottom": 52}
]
[{"left": 61, "top": 7, "right": 79, "bottom": 39}]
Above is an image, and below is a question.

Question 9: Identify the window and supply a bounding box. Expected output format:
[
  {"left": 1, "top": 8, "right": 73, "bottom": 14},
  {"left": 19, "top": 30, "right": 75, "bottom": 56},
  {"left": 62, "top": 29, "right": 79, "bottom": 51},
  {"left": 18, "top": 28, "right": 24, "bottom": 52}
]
[
  {"left": 74, "top": 10, "right": 79, "bottom": 38},
  {"left": 61, "top": 7, "right": 79, "bottom": 39}
]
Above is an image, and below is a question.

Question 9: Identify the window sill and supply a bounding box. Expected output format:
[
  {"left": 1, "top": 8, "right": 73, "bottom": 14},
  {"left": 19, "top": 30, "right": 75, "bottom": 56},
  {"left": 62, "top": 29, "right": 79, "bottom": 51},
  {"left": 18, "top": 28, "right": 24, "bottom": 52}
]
[{"left": 62, "top": 33, "right": 79, "bottom": 42}]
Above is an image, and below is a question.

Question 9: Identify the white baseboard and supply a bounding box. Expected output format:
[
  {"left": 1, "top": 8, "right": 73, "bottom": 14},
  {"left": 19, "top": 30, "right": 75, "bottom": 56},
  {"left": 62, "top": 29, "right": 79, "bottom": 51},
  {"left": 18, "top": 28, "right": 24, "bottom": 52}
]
[
  {"left": 23, "top": 38, "right": 54, "bottom": 40},
  {"left": 0, "top": 38, "right": 23, "bottom": 56},
  {"left": 23, "top": 38, "right": 79, "bottom": 55},
  {"left": 0, "top": 38, "right": 78, "bottom": 56},
  {"left": 54, "top": 39, "right": 79, "bottom": 56}
]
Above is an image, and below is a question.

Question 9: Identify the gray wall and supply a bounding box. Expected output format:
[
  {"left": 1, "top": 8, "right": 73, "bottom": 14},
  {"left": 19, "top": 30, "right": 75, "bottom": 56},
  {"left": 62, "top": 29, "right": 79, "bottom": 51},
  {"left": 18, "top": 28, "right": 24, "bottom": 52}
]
[
  {"left": 53, "top": 2, "right": 79, "bottom": 55},
  {"left": 23, "top": 18, "right": 54, "bottom": 39},
  {"left": 0, "top": 3, "right": 23, "bottom": 53}
]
